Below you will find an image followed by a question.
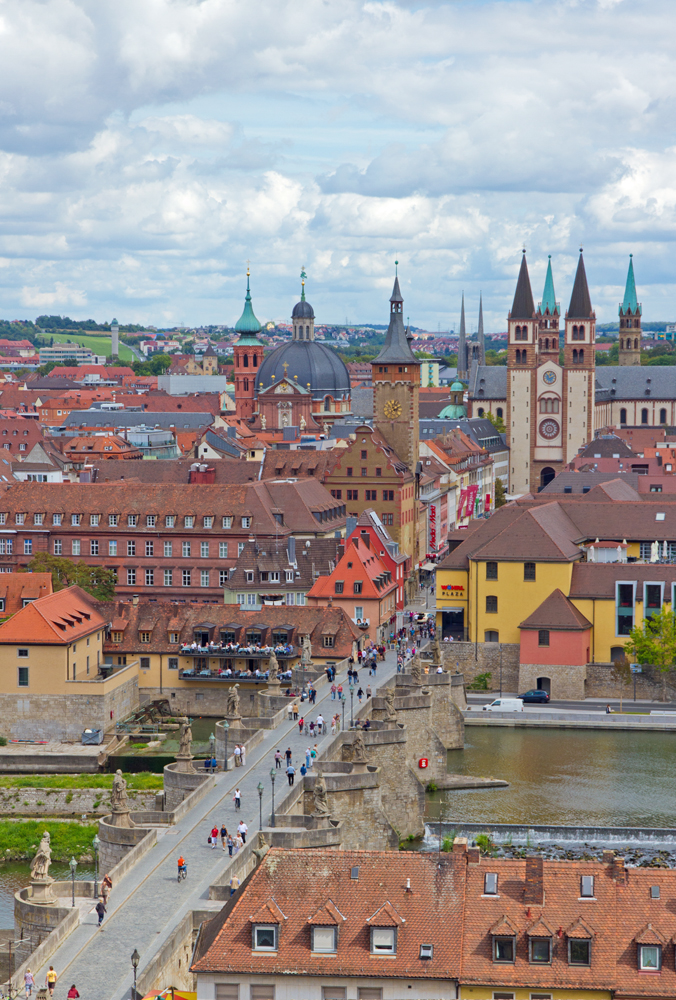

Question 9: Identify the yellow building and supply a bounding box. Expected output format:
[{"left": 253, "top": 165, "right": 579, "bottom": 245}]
[
  {"left": 0, "top": 586, "right": 139, "bottom": 740},
  {"left": 436, "top": 482, "right": 676, "bottom": 697}
]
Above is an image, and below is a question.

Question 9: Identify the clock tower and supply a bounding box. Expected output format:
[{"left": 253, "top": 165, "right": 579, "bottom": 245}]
[{"left": 372, "top": 268, "right": 421, "bottom": 471}]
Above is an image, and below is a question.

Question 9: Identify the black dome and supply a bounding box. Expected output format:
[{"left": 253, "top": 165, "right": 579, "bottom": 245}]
[
  {"left": 292, "top": 299, "right": 315, "bottom": 319},
  {"left": 257, "top": 340, "right": 350, "bottom": 398}
]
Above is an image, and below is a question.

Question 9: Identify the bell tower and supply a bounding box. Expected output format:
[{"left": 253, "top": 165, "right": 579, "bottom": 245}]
[
  {"left": 537, "top": 255, "right": 560, "bottom": 364},
  {"left": 619, "top": 255, "right": 641, "bottom": 366},
  {"left": 233, "top": 268, "right": 265, "bottom": 422},
  {"left": 372, "top": 265, "right": 421, "bottom": 471},
  {"left": 507, "top": 251, "right": 538, "bottom": 494}
]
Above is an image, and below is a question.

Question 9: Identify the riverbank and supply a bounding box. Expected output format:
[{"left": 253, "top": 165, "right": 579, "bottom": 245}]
[{"left": 0, "top": 820, "right": 99, "bottom": 861}]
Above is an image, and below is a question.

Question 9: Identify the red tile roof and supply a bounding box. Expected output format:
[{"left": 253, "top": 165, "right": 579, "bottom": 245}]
[
  {"left": 0, "top": 585, "right": 105, "bottom": 644},
  {"left": 519, "top": 589, "right": 592, "bottom": 631}
]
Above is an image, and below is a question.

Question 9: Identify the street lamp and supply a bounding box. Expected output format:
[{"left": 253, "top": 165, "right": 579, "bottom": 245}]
[
  {"left": 341, "top": 692, "right": 345, "bottom": 732},
  {"left": 92, "top": 834, "right": 100, "bottom": 898},
  {"left": 69, "top": 856, "right": 77, "bottom": 907},
  {"left": 131, "top": 948, "right": 140, "bottom": 999},
  {"left": 257, "top": 781, "right": 264, "bottom": 829},
  {"left": 349, "top": 684, "right": 355, "bottom": 728},
  {"left": 269, "top": 767, "right": 276, "bottom": 828},
  {"left": 209, "top": 731, "right": 215, "bottom": 756},
  {"left": 222, "top": 719, "right": 230, "bottom": 771}
]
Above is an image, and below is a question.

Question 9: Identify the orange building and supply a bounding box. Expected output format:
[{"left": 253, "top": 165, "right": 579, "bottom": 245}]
[{"left": 307, "top": 533, "right": 397, "bottom": 642}]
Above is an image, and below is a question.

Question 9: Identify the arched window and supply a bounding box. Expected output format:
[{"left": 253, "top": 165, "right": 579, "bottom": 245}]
[
  {"left": 496, "top": 407, "right": 503, "bottom": 418},
  {"left": 306, "top": 325, "right": 310, "bottom": 337},
  {"left": 515, "top": 350, "right": 520, "bottom": 364},
  {"left": 660, "top": 408, "right": 668, "bottom": 424},
  {"left": 540, "top": 467, "right": 556, "bottom": 488},
  {"left": 641, "top": 408, "right": 649, "bottom": 425},
  {"left": 572, "top": 325, "right": 578, "bottom": 340},
  {"left": 243, "top": 354, "right": 249, "bottom": 368},
  {"left": 635, "top": 319, "right": 640, "bottom": 329},
  {"left": 579, "top": 349, "right": 584, "bottom": 363},
  {"left": 478, "top": 407, "right": 485, "bottom": 417},
  {"left": 620, "top": 408, "right": 627, "bottom": 424},
  {"left": 324, "top": 396, "right": 332, "bottom": 412},
  {"left": 539, "top": 397, "right": 560, "bottom": 414},
  {"left": 573, "top": 349, "right": 578, "bottom": 364},
  {"left": 538, "top": 338, "right": 542, "bottom": 349},
  {"left": 243, "top": 378, "right": 249, "bottom": 392},
  {"left": 634, "top": 338, "right": 638, "bottom": 350},
  {"left": 253, "top": 354, "right": 258, "bottom": 368},
  {"left": 546, "top": 338, "right": 550, "bottom": 350}
]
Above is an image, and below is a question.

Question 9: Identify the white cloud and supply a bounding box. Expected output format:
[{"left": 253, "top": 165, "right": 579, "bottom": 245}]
[{"left": 20, "top": 282, "right": 87, "bottom": 309}]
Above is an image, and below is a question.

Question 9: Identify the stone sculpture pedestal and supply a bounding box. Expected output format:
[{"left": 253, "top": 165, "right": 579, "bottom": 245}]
[
  {"left": 174, "top": 751, "right": 195, "bottom": 774},
  {"left": 30, "top": 877, "right": 56, "bottom": 906},
  {"left": 109, "top": 804, "right": 134, "bottom": 829},
  {"left": 267, "top": 676, "right": 281, "bottom": 695},
  {"left": 225, "top": 713, "right": 242, "bottom": 730}
]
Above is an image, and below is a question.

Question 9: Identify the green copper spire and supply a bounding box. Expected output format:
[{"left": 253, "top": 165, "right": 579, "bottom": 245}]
[
  {"left": 541, "top": 255, "right": 558, "bottom": 314},
  {"left": 234, "top": 267, "right": 264, "bottom": 342},
  {"left": 621, "top": 254, "right": 641, "bottom": 314},
  {"left": 300, "top": 267, "right": 307, "bottom": 302}
]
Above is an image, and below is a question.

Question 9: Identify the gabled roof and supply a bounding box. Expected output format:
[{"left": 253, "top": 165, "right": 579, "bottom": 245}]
[
  {"left": 0, "top": 585, "right": 104, "bottom": 644},
  {"left": 307, "top": 535, "right": 396, "bottom": 602},
  {"left": 489, "top": 914, "right": 518, "bottom": 936},
  {"left": 526, "top": 915, "right": 555, "bottom": 938},
  {"left": 373, "top": 275, "right": 419, "bottom": 365},
  {"left": 366, "top": 900, "right": 405, "bottom": 926},
  {"left": 519, "top": 589, "right": 591, "bottom": 631},
  {"left": 510, "top": 253, "right": 535, "bottom": 320},
  {"left": 249, "top": 899, "right": 287, "bottom": 924},
  {"left": 308, "top": 900, "right": 346, "bottom": 925},
  {"left": 566, "top": 916, "right": 595, "bottom": 939},
  {"left": 567, "top": 251, "right": 593, "bottom": 319},
  {"left": 634, "top": 922, "right": 667, "bottom": 945}
]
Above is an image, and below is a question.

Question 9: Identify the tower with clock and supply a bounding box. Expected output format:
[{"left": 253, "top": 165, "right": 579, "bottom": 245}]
[
  {"left": 508, "top": 250, "right": 595, "bottom": 494},
  {"left": 372, "top": 267, "right": 421, "bottom": 472}
]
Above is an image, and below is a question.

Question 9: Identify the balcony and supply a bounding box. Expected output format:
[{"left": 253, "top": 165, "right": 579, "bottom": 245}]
[
  {"left": 179, "top": 666, "right": 295, "bottom": 682},
  {"left": 179, "top": 643, "right": 296, "bottom": 658}
]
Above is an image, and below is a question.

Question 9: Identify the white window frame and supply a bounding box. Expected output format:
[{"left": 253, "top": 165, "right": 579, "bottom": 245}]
[
  {"left": 252, "top": 924, "right": 278, "bottom": 952},
  {"left": 182, "top": 541, "right": 191, "bottom": 558},
  {"left": 311, "top": 926, "right": 337, "bottom": 954},
  {"left": 164, "top": 541, "right": 172, "bottom": 557},
  {"left": 164, "top": 569, "right": 173, "bottom": 587},
  {"left": 109, "top": 540, "right": 117, "bottom": 556},
  {"left": 219, "top": 542, "right": 228, "bottom": 558},
  {"left": 201, "top": 541, "right": 209, "bottom": 558},
  {"left": 370, "top": 927, "right": 396, "bottom": 955},
  {"left": 200, "top": 570, "right": 210, "bottom": 587}
]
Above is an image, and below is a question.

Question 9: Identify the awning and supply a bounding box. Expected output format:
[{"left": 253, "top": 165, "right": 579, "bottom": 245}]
[{"left": 421, "top": 562, "right": 437, "bottom": 571}]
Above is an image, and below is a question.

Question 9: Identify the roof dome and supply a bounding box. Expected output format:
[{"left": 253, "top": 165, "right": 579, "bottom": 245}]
[
  {"left": 450, "top": 379, "right": 465, "bottom": 392},
  {"left": 235, "top": 272, "right": 263, "bottom": 338},
  {"left": 439, "top": 401, "right": 467, "bottom": 419},
  {"left": 292, "top": 298, "right": 315, "bottom": 320},
  {"left": 257, "top": 340, "right": 350, "bottom": 399}
]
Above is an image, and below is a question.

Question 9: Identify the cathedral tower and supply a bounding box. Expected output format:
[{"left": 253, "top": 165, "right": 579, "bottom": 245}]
[
  {"left": 457, "top": 293, "right": 467, "bottom": 379},
  {"left": 618, "top": 255, "right": 641, "bottom": 366},
  {"left": 537, "top": 255, "right": 560, "bottom": 365},
  {"left": 233, "top": 269, "right": 264, "bottom": 422},
  {"left": 372, "top": 267, "right": 421, "bottom": 471}
]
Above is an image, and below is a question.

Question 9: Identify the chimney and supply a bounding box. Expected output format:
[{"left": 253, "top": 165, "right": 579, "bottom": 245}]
[
  {"left": 612, "top": 856, "right": 627, "bottom": 884},
  {"left": 467, "top": 846, "right": 480, "bottom": 865},
  {"left": 524, "top": 856, "right": 544, "bottom": 905},
  {"left": 452, "top": 836, "right": 467, "bottom": 854},
  {"left": 132, "top": 594, "right": 139, "bottom": 607},
  {"left": 602, "top": 849, "right": 615, "bottom": 865}
]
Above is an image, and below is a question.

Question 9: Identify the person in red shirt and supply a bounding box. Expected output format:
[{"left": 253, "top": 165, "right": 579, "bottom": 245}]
[
  {"left": 67, "top": 986, "right": 80, "bottom": 998},
  {"left": 210, "top": 824, "right": 219, "bottom": 849}
]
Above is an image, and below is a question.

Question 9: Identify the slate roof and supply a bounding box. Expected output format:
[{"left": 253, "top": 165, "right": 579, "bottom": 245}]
[
  {"left": 539, "top": 472, "right": 641, "bottom": 495},
  {"left": 577, "top": 436, "right": 636, "bottom": 459},
  {"left": 519, "top": 588, "right": 591, "bottom": 630},
  {"left": 468, "top": 365, "right": 507, "bottom": 402},
  {"left": 510, "top": 253, "right": 536, "bottom": 319},
  {"left": 192, "top": 848, "right": 465, "bottom": 979},
  {"left": 595, "top": 366, "right": 676, "bottom": 401},
  {"left": 570, "top": 562, "right": 676, "bottom": 600},
  {"left": 0, "top": 585, "right": 105, "bottom": 644},
  {"left": 373, "top": 276, "right": 419, "bottom": 365},
  {"left": 91, "top": 458, "right": 262, "bottom": 485},
  {"left": 61, "top": 410, "right": 214, "bottom": 430},
  {"left": 567, "top": 252, "right": 593, "bottom": 318}
]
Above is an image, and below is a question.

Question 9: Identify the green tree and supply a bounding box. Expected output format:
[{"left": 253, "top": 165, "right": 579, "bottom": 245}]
[
  {"left": 27, "top": 554, "right": 116, "bottom": 601},
  {"left": 625, "top": 607, "right": 676, "bottom": 702},
  {"left": 494, "top": 477, "right": 507, "bottom": 508},
  {"left": 485, "top": 411, "right": 506, "bottom": 434}
]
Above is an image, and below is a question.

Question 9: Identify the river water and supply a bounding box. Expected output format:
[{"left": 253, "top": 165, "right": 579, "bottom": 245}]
[
  {"left": 0, "top": 863, "right": 95, "bottom": 931},
  {"left": 425, "top": 727, "right": 676, "bottom": 828}
]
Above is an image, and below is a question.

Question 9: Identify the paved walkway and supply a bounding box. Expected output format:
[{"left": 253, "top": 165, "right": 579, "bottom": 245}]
[{"left": 33, "top": 640, "right": 412, "bottom": 1000}]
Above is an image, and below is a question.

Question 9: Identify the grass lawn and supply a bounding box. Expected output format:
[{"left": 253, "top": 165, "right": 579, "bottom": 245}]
[
  {"left": 46, "top": 331, "right": 135, "bottom": 362},
  {"left": 0, "top": 820, "right": 100, "bottom": 860},
  {"left": 0, "top": 773, "right": 163, "bottom": 790}
]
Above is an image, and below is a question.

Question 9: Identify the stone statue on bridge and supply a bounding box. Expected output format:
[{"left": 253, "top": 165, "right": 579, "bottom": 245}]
[
  {"left": 410, "top": 657, "right": 422, "bottom": 685},
  {"left": 178, "top": 718, "right": 193, "bottom": 757},
  {"left": 384, "top": 686, "right": 397, "bottom": 723},
  {"left": 111, "top": 769, "right": 129, "bottom": 811},
  {"left": 268, "top": 650, "right": 279, "bottom": 681},
  {"left": 352, "top": 732, "right": 368, "bottom": 764},
  {"left": 312, "top": 771, "right": 330, "bottom": 817},
  {"left": 301, "top": 634, "right": 313, "bottom": 666},
  {"left": 30, "top": 831, "right": 52, "bottom": 882},
  {"left": 227, "top": 683, "right": 241, "bottom": 718}
]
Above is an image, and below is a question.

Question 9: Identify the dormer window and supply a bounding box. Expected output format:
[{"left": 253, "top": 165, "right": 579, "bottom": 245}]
[
  {"left": 484, "top": 873, "right": 498, "bottom": 895},
  {"left": 639, "top": 944, "right": 661, "bottom": 971},
  {"left": 312, "top": 927, "right": 337, "bottom": 953},
  {"left": 253, "top": 925, "right": 277, "bottom": 951},
  {"left": 370, "top": 927, "right": 396, "bottom": 955},
  {"left": 493, "top": 936, "right": 515, "bottom": 963},
  {"left": 529, "top": 937, "right": 551, "bottom": 964},
  {"left": 580, "top": 875, "right": 594, "bottom": 898}
]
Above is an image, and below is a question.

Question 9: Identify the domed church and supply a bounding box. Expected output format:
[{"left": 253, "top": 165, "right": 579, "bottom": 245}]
[{"left": 233, "top": 271, "right": 352, "bottom": 434}]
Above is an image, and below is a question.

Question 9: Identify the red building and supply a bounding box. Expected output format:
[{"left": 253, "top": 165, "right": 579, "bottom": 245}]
[
  {"left": 232, "top": 270, "right": 265, "bottom": 422},
  {"left": 347, "top": 508, "right": 408, "bottom": 609}
]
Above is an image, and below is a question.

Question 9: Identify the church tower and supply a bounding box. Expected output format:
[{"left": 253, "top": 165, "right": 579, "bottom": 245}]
[
  {"left": 372, "top": 267, "right": 421, "bottom": 471},
  {"left": 457, "top": 293, "right": 467, "bottom": 379},
  {"left": 507, "top": 251, "right": 538, "bottom": 494},
  {"left": 537, "top": 255, "right": 560, "bottom": 364},
  {"left": 233, "top": 269, "right": 265, "bottom": 422},
  {"left": 292, "top": 269, "right": 315, "bottom": 341},
  {"left": 618, "top": 255, "right": 641, "bottom": 366}
]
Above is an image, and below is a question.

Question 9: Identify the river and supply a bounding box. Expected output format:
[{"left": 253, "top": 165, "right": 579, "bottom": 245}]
[{"left": 425, "top": 727, "right": 676, "bottom": 828}]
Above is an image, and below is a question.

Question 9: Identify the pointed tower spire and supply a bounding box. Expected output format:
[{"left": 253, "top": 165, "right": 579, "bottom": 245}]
[
  {"left": 457, "top": 293, "right": 467, "bottom": 378},
  {"left": 234, "top": 266, "right": 263, "bottom": 339},
  {"left": 621, "top": 254, "right": 640, "bottom": 314},
  {"left": 567, "top": 249, "right": 593, "bottom": 318},
  {"left": 510, "top": 250, "right": 535, "bottom": 319},
  {"left": 373, "top": 264, "right": 417, "bottom": 365},
  {"left": 541, "top": 256, "right": 557, "bottom": 315},
  {"left": 477, "top": 293, "right": 485, "bottom": 366}
]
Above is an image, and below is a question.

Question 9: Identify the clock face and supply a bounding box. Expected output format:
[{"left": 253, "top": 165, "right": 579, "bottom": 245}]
[
  {"left": 383, "top": 400, "right": 402, "bottom": 419},
  {"left": 539, "top": 418, "right": 560, "bottom": 440},
  {"left": 543, "top": 370, "right": 557, "bottom": 385}
]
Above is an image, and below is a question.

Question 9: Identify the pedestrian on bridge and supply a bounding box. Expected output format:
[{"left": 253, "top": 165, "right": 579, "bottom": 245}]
[
  {"left": 237, "top": 820, "right": 248, "bottom": 844},
  {"left": 286, "top": 763, "right": 295, "bottom": 785},
  {"left": 45, "top": 967, "right": 57, "bottom": 997},
  {"left": 221, "top": 824, "right": 228, "bottom": 849},
  {"left": 96, "top": 899, "right": 106, "bottom": 927},
  {"left": 234, "top": 788, "right": 241, "bottom": 809},
  {"left": 274, "top": 749, "right": 283, "bottom": 768},
  {"left": 285, "top": 747, "right": 292, "bottom": 766},
  {"left": 67, "top": 986, "right": 80, "bottom": 998},
  {"left": 24, "top": 968, "right": 34, "bottom": 996},
  {"left": 210, "top": 825, "right": 219, "bottom": 848}
]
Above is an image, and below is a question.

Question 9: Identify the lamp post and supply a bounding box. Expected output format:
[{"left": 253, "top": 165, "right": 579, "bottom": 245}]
[
  {"left": 69, "top": 856, "right": 77, "bottom": 907},
  {"left": 349, "top": 683, "right": 355, "bottom": 728},
  {"left": 257, "top": 781, "right": 264, "bottom": 829},
  {"left": 269, "top": 767, "right": 276, "bottom": 828},
  {"left": 499, "top": 644, "right": 503, "bottom": 698},
  {"left": 223, "top": 719, "right": 230, "bottom": 771},
  {"left": 341, "top": 692, "right": 345, "bottom": 732},
  {"left": 131, "top": 948, "right": 140, "bottom": 999},
  {"left": 92, "top": 834, "right": 100, "bottom": 898}
]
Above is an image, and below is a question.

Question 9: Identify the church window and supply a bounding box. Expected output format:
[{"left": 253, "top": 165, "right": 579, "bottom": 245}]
[
  {"left": 478, "top": 408, "right": 484, "bottom": 417},
  {"left": 660, "top": 408, "right": 668, "bottom": 424},
  {"left": 573, "top": 350, "right": 578, "bottom": 364},
  {"left": 253, "top": 354, "right": 258, "bottom": 367},
  {"left": 545, "top": 338, "right": 549, "bottom": 350},
  {"left": 641, "top": 408, "right": 649, "bottom": 425},
  {"left": 522, "top": 350, "right": 527, "bottom": 364},
  {"left": 634, "top": 338, "right": 639, "bottom": 349},
  {"left": 539, "top": 398, "right": 559, "bottom": 414},
  {"left": 306, "top": 326, "right": 310, "bottom": 337},
  {"left": 244, "top": 379, "right": 249, "bottom": 391},
  {"left": 497, "top": 408, "right": 503, "bottom": 419},
  {"left": 620, "top": 408, "right": 627, "bottom": 425},
  {"left": 579, "top": 349, "right": 584, "bottom": 364},
  {"left": 515, "top": 350, "right": 520, "bottom": 364},
  {"left": 243, "top": 354, "right": 249, "bottom": 367},
  {"left": 324, "top": 396, "right": 332, "bottom": 411}
]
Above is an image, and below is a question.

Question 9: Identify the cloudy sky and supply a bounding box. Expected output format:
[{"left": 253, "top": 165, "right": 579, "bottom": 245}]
[{"left": 0, "top": 0, "right": 673, "bottom": 330}]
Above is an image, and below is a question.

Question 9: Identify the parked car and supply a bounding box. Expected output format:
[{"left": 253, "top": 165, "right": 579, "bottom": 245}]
[
  {"left": 482, "top": 698, "right": 524, "bottom": 712},
  {"left": 519, "top": 689, "right": 550, "bottom": 704}
]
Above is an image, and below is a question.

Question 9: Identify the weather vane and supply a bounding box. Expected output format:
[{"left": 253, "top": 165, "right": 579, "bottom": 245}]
[{"left": 300, "top": 267, "right": 307, "bottom": 283}]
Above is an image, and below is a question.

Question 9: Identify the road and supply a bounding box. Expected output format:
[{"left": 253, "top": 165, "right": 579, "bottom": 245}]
[
  {"left": 467, "top": 694, "right": 676, "bottom": 712},
  {"left": 33, "top": 645, "right": 404, "bottom": 1000}
]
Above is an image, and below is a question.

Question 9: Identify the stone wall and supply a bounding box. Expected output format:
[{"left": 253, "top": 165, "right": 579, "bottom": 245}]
[
  {"left": 586, "top": 662, "right": 676, "bottom": 702},
  {"left": 440, "top": 642, "right": 520, "bottom": 692},
  {"left": 518, "top": 663, "right": 587, "bottom": 701},
  {"left": 163, "top": 763, "right": 209, "bottom": 811},
  {"left": 306, "top": 766, "right": 398, "bottom": 851},
  {"left": 0, "top": 785, "right": 156, "bottom": 818},
  {"left": 0, "top": 670, "right": 139, "bottom": 741},
  {"left": 97, "top": 815, "right": 153, "bottom": 872}
]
